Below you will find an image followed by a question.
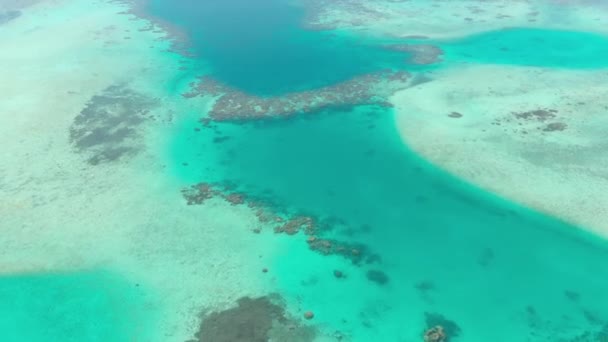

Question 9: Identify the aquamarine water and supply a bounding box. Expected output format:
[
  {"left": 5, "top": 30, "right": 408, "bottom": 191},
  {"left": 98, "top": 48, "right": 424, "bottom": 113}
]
[
  {"left": 439, "top": 28, "right": 608, "bottom": 68},
  {"left": 159, "top": 0, "right": 608, "bottom": 340},
  {"left": 0, "top": 270, "right": 156, "bottom": 342}
]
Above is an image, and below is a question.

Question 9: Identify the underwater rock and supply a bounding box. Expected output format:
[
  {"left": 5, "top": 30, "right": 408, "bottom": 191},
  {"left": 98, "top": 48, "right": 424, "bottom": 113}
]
[
  {"left": 69, "top": 85, "right": 159, "bottom": 165},
  {"left": 304, "top": 311, "right": 315, "bottom": 320},
  {"left": 366, "top": 269, "right": 389, "bottom": 285},
  {"left": 183, "top": 70, "right": 410, "bottom": 121},
  {"left": 423, "top": 325, "right": 447, "bottom": 342},
  {"left": 225, "top": 193, "right": 245, "bottom": 205}
]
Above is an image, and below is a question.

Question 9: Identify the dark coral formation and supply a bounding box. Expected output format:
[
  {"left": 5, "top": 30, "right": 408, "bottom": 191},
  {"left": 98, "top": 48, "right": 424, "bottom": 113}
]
[
  {"left": 274, "top": 216, "right": 316, "bottom": 235},
  {"left": 183, "top": 70, "right": 410, "bottom": 121},
  {"left": 180, "top": 182, "right": 378, "bottom": 264},
  {"left": 512, "top": 108, "right": 558, "bottom": 121},
  {"left": 424, "top": 313, "right": 461, "bottom": 339},
  {"left": 181, "top": 183, "right": 216, "bottom": 205},
  {"left": 194, "top": 296, "right": 315, "bottom": 342},
  {"left": 366, "top": 269, "right": 389, "bottom": 285},
  {"left": 307, "top": 236, "right": 373, "bottom": 264},
  {"left": 448, "top": 112, "right": 463, "bottom": 118},
  {"left": 560, "top": 323, "right": 608, "bottom": 342},
  {"left": 491, "top": 108, "right": 567, "bottom": 136},
  {"left": 384, "top": 44, "right": 444, "bottom": 65},
  {"left": 543, "top": 122, "right": 567, "bottom": 132},
  {"left": 69, "top": 85, "right": 158, "bottom": 165}
]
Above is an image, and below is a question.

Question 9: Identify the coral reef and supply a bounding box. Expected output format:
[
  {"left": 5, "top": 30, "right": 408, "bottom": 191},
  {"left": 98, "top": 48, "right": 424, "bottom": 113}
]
[
  {"left": 366, "top": 269, "right": 389, "bottom": 285},
  {"left": 512, "top": 108, "right": 558, "bottom": 121},
  {"left": 183, "top": 70, "right": 410, "bottom": 121},
  {"left": 69, "top": 85, "right": 158, "bottom": 165},
  {"left": 424, "top": 313, "right": 461, "bottom": 339},
  {"left": 180, "top": 182, "right": 378, "bottom": 264},
  {"left": 489, "top": 108, "right": 568, "bottom": 136},
  {"left": 194, "top": 295, "right": 315, "bottom": 342}
]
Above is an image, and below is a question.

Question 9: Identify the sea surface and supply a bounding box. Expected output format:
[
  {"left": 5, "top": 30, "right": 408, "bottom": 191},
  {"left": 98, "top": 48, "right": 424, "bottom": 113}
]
[
  {"left": 2, "top": 0, "right": 608, "bottom": 341},
  {"left": 159, "top": 0, "right": 608, "bottom": 340}
]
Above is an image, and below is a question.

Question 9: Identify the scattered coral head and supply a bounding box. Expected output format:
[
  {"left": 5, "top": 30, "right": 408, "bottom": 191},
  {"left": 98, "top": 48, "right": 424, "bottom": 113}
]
[{"left": 423, "top": 325, "right": 447, "bottom": 342}]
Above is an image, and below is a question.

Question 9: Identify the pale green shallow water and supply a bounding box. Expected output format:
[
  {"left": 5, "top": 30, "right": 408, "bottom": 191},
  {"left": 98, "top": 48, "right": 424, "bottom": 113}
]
[{"left": 2, "top": 0, "right": 608, "bottom": 340}]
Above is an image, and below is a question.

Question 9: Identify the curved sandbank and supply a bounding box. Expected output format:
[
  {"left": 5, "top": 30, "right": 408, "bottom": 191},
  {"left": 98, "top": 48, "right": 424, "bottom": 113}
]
[{"left": 393, "top": 64, "right": 608, "bottom": 237}]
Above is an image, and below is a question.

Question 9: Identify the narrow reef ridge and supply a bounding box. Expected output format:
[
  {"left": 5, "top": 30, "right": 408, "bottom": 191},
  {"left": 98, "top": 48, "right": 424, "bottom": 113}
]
[
  {"left": 183, "top": 70, "right": 411, "bottom": 121},
  {"left": 181, "top": 182, "right": 380, "bottom": 264}
]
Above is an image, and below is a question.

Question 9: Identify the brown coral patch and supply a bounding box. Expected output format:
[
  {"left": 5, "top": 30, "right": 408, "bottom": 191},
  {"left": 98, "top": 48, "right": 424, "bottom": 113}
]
[{"left": 180, "top": 182, "right": 377, "bottom": 263}]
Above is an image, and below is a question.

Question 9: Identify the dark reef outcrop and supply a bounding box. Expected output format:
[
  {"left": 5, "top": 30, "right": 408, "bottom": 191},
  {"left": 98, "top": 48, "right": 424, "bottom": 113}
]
[
  {"left": 69, "top": 85, "right": 158, "bottom": 165},
  {"left": 183, "top": 70, "right": 410, "bottom": 122},
  {"left": 193, "top": 295, "right": 316, "bottom": 342}
]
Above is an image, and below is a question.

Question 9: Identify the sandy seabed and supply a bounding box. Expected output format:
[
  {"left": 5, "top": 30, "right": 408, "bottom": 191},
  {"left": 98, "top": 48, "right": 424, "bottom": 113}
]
[{"left": 393, "top": 64, "right": 608, "bottom": 238}]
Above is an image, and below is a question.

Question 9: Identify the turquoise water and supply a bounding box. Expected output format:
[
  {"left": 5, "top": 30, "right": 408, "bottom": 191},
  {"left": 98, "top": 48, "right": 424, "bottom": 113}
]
[
  {"left": 172, "top": 105, "right": 608, "bottom": 341},
  {"left": 440, "top": 28, "right": 608, "bottom": 68},
  {"left": 157, "top": 0, "right": 608, "bottom": 340},
  {"left": 0, "top": 270, "right": 156, "bottom": 342}
]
